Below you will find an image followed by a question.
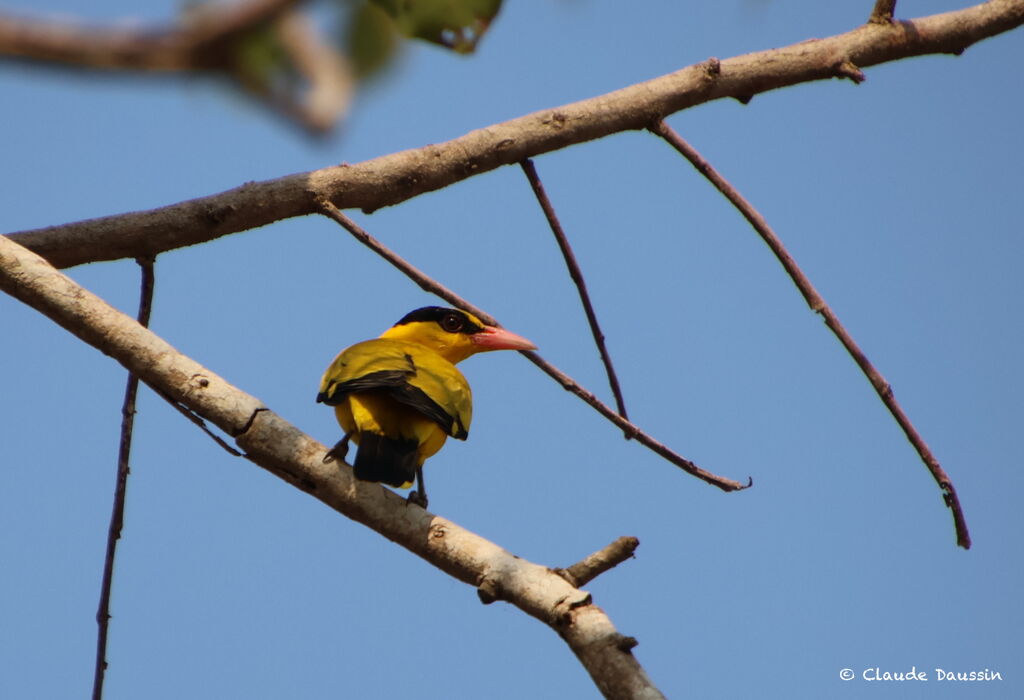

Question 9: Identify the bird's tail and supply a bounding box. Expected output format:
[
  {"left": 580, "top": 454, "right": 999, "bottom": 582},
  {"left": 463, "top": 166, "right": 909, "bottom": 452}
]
[{"left": 352, "top": 433, "right": 419, "bottom": 488}]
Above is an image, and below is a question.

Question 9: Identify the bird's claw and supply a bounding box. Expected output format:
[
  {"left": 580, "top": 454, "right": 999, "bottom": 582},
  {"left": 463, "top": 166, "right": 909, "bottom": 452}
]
[
  {"left": 407, "top": 490, "right": 428, "bottom": 509},
  {"left": 324, "top": 435, "right": 351, "bottom": 464}
]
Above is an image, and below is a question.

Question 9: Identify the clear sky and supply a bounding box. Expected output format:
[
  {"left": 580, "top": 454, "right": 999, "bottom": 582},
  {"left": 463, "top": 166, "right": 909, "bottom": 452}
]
[{"left": 1, "top": 1, "right": 1021, "bottom": 698}]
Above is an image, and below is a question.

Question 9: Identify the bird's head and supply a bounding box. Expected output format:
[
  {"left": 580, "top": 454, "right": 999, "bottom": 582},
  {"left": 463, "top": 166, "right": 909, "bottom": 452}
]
[{"left": 380, "top": 306, "right": 536, "bottom": 364}]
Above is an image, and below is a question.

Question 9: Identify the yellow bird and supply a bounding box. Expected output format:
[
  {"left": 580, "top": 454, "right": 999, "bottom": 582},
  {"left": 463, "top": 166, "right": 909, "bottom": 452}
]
[{"left": 316, "top": 307, "right": 536, "bottom": 507}]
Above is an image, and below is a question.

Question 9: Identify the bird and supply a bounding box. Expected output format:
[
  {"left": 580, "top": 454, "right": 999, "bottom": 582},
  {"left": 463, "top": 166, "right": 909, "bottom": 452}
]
[{"left": 316, "top": 306, "right": 536, "bottom": 508}]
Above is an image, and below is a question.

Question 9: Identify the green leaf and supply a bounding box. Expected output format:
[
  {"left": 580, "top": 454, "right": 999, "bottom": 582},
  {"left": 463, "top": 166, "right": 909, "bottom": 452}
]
[
  {"left": 229, "top": 22, "right": 291, "bottom": 94},
  {"left": 369, "top": 0, "right": 503, "bottom": 54},
  {"left": 347, "top": 2, "right": 402, "bottom": 78}
]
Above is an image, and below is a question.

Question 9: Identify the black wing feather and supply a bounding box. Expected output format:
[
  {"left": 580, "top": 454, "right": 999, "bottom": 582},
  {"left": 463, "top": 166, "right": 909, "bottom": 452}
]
[
  {"left": 388, "top": 382, "right": 458, "bottom": 437},
  {"left": 317, "top": 369, "right": 409, "bottom": 404},
  {"left": 318, "top": 369, "right": 457, "bottom": 436}
]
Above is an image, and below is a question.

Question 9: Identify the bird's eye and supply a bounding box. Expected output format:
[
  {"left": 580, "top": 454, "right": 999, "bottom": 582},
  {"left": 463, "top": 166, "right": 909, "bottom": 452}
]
[{"left": 440, "top": 312, "right": 464, "bottom": 333}]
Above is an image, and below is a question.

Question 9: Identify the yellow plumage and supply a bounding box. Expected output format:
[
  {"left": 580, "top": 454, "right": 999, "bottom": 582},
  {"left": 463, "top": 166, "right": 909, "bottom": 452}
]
[{"left": 316, "top": 307, "right": 535, "bottom": 506}]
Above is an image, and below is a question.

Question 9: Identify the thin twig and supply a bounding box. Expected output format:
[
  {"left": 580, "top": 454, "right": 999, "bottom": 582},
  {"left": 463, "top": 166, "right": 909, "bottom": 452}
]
[
  {"left": 519, "top": 159, "right": 631, "bottom": 435},
  {"left": 92, "top": 257, "right": 155, "bottom": 700},
  {"left": 317, "top": 199, "right": 749, "bottom": 492},
  {"left": 556, "top": 536, "right": 640, "bottom": 588},
  {"left": 150, "top": 387, "right": 245, "bottom": 457},
  {"left": 651, "top": 120, "right": 970, "bottom": 549},
  {"left": 869, "top": 0, "right": 898, "bottom": 24}
]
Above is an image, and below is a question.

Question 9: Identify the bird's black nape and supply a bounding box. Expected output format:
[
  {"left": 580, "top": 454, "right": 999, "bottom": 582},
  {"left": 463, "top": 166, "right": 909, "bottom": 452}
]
[{"left": 393, "top": 307, "right": 484, "bottom": 335}]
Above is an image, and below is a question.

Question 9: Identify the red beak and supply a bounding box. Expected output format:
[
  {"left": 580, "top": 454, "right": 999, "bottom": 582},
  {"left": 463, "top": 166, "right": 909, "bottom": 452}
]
[{"left": 471, "top": 325, "right": 537, "bottom": 351}]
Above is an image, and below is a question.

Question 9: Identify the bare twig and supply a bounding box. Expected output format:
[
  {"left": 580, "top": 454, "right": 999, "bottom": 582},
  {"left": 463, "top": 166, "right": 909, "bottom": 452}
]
[
  {"left": 835, "top": 59, "right": 866, "bottom": 83},
  {"left": 92, "top": 257, "right": 155, "bottom": 700},
  {"left": 556, "top": 537, "right": 640, "bottom": 588},
  {"left": 651, "top": 120, "right": 970, "bottom": 549},
  {"left": 870, "top": 0, "right": 898, "bottom": 24},
  {"left": 519, "top": 159, "right": 631, "bottom": 434},
  {"left": 148, "top": 385, "right": 245, "bottom": 458},
  {"left": 317, "top": 199, "right": 749, "bottom": 492},
  {"left": 9, "top": 0, "right": 1024, "bottom": 270},
  {"left": 0, "top": 233, "right": 666, "bottom": 700}
]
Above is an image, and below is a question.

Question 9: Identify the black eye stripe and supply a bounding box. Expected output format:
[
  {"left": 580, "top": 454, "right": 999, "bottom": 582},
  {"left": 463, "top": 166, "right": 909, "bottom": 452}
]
[{"left": 394, "top": 306, "right": 483, "bottom": 335}]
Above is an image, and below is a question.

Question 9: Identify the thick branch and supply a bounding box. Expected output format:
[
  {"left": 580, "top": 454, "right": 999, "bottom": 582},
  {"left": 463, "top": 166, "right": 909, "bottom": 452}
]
[
  {"left": 0, "top": 0, "right": 302, "bottom": 71},
  {"left": 0, "top": 230, "right": 663, "bottom": 700},
  {"left": 0, "top": 2, "right": 350, "bottom": 135},
  {"left": 9, "top": 0, "right": 1023, "bottom": 269}
]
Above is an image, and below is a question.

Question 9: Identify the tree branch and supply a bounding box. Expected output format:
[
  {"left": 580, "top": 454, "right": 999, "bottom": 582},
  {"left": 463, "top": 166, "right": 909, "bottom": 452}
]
[
  {"left": 317, "top": 200, "right": 750, "bottom": 492},
  {"left": 556, "top": 537, "right": 640, "bottom": 589},
  {"left": 92, "top": 258, "right": 154, "bottom": 700},
  {"left": 519, "top": 158, "right": 632, "bottom": 431},
  {"left": 0, "top": 0, "right": 302, "bottom": 71},
  {"left": 268, "top": 10, "right": 353, "bottom": 134},
  {"left": 0, "top": 226, "right": 664, "bottom": 700},
  {"left": 0, "top": 1, "right": 351, "bottom": 135},
  {"left": 870, "top": 0, "right": 899, "bottom": 24},
  {"left": 8, "top": 0, "right": 1023, "bottom": 269},
  {"left": 650, "top": 121, "right": 971, "bottom": 550}
]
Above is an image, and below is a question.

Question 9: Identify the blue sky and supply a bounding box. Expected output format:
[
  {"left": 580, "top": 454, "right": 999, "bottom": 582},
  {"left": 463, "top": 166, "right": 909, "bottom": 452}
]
[{"left": 1, "top": 1, "right": 1022, "bottom": 698}]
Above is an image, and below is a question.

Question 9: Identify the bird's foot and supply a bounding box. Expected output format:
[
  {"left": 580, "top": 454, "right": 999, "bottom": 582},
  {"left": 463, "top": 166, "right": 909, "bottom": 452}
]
[
  {"left": 323, "top": 435, "right": 351, "bottom": 464},
  {"left": 407, "top": 490, "right": 429, "bottom": 509}
]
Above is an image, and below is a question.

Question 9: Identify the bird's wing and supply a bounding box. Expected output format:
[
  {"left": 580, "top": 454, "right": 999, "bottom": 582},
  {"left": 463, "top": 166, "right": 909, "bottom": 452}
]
[
  {"left": 404, "top": 353, "right": 472, "bottom": 440},
  {"left": 317, "top": 339, "right": 472, "bottom": 439}
]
